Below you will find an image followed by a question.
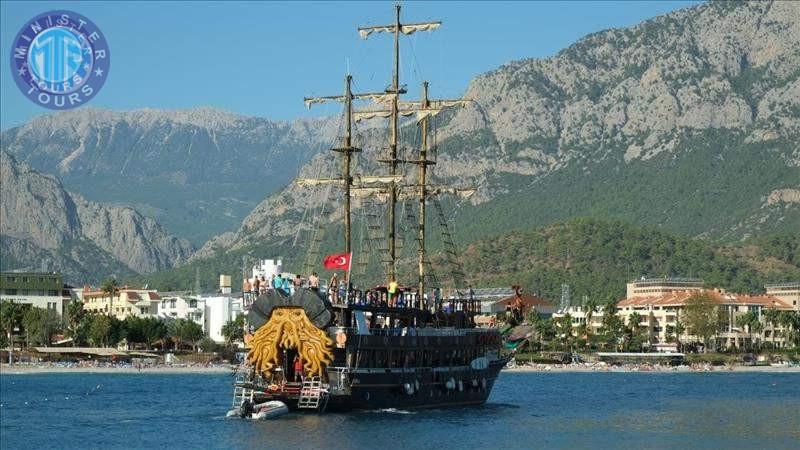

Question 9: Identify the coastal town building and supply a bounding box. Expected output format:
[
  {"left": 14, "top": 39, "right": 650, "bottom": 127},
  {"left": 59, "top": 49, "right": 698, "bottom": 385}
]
[
  {"left": 626, "top": 277, "right": 703, "bottom": 299},
  {"left": 482, "top": 292, "right": 555, "bottom": 318},
  {"left": 0, "top": 271, "right": 74, "bottom": 319},
  {"left": 765, "top": 282, "right": 800, "bottom": 310},
  {"left": 552, "top": 305, "right": 606, "bottom": 336},
  {"left": 616, "top": 289, "right": 794, "bottom": 350},
  {"left": 203, "top": 293, "right": 244, "bottom": 342},
  {"left": 158, "top": 294, "right": 205, "bottom": 325},
  {"left": 82, "top": 286, "right": 162, "bottom": 319}
]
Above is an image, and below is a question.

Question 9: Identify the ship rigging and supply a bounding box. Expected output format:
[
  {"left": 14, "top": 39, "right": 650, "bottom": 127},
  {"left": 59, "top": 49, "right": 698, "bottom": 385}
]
[{"left": 230, "top": 5, "right": 507, "bottom": 417}]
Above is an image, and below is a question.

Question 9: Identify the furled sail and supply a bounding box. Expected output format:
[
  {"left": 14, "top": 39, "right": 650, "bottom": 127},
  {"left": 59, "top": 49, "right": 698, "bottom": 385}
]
[
  {"left": 358, "top": 22, "right": 441, "bottom": 40},
  {"left": 295, "top": 174, "right": 405, "bottom": 187},
  {"left": 304, "top": 92, "right": 396, "bottom": 109},
  {"left": 354, "top": 107, "right": 443, "bottom": 123}
]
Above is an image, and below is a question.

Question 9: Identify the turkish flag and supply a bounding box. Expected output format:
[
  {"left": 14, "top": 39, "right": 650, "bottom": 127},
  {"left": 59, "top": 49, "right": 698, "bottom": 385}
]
[{"left": 323, "top": 252, "right": 352, "bottom": 270}]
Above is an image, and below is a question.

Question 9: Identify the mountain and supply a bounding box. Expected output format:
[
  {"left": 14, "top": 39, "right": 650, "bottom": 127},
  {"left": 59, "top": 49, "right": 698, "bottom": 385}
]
[
  {"left": 0, "top": 150, "right": 193, "bottom": 283},
  {"left": 0, "top": 107, "right": 338, "bottom": 245},
  {"left": 193, "top": 0, "right": 799, "bottom": 267}
]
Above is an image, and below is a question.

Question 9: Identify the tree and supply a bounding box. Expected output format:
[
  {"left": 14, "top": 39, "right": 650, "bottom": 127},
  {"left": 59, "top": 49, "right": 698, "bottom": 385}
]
[
  {"left": 625, "top": 312, "right": 647, "bottom": 352},
  {"left": 601, "top": 300, "right": 623, "bottom": 351},
  {"left": 779, "top": 311, "right": 800, "bottom": 348},
  {"left": 683, "top": 293, "right": 719, "bottom": 353},
  {"left": 763, "top": 308, "right": 781, "bottom": 348},
  {"left": 100, "top": 278, "right": 119, "bottom": 317},
  {"left": 1, "top": 302, "right": 27, "bottom": 364},
  {"left": 736, "top": 311, "right": 758, "bottom": 350},
  {"left": 583, "top": 298, "right": 599, "bottom": 341},
  {"left": 73, "top": 315, "right": 94, "bottom": 346},
  {"left": 221, "top": 315, "right": 245, "bottom": 345},
  {"left": 21, "top": 307, "right": 62, "bottom": 346},
  {"left": 90, "top": 315, "right": 112, "bottom": 347},
  {"left": 674, "top": 319, "right": 686, "bottom": 351},
  {"left": 143, "top": 318, "right": 169, "bottom": 349},
  {"left": 66, "top": 300, "right": 85, "bottom": 345},
  {"left": 170, "top": 319, "right": 205, "bottom": 351},
  {"left": 557, "top": 313, "right": 574, "bottom": 351}
]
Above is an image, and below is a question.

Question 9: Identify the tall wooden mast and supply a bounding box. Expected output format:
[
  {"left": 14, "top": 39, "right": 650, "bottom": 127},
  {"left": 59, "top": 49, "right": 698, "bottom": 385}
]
[
  {"left": 358, "top": 4, "right": 441, "bottom": 283},
  {"left": 417, "top": 81, "right": 430, "bottom": 304},
  {"left": 387, "top": 4, "right": 401, "bottom": 282},
  {"left": 342, "top": 75, "right": 354, "bottom": 254}
]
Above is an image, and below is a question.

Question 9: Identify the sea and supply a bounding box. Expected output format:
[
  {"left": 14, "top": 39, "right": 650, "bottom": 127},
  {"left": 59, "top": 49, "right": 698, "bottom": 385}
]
[{"left": 1, "top": 371, "right": 798, "bottom": 449}]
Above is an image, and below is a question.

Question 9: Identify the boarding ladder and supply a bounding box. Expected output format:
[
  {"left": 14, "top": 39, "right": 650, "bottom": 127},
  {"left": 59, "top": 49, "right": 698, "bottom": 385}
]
[
  {"left": 232, "top": 385, "right": 255, "bottom": 408},
  {"left": 297, "top": 376, "right": 329, "bottom": 410}
]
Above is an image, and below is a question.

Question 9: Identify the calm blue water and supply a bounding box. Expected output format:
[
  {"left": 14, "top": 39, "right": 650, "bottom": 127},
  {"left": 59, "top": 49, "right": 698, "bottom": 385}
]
[{"left": 1, "top": 371, "right": 798, "bottom": 449}]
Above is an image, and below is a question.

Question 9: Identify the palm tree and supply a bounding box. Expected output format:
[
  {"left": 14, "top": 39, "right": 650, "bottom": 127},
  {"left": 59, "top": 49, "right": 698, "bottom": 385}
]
[
  {"left": 584, "top": 298, "right": 599, "bottom": 341},
  {"left": 1, "top": 302, "right": 26, "bottom": 365},
  {"left": 101, "top": 278, "right": 119, "bottom": 317},
  {"left": 763, "top": 307, "right": 781, "bottom": 348},
  {"left": 66, "top": 300, "right": 84, "bottom": 346},
  {"left": 674, "top": 319, "right": 686, "bottom": 352},
  {"left": 736, "top": 311, "right": 758, "bottom": 351}
]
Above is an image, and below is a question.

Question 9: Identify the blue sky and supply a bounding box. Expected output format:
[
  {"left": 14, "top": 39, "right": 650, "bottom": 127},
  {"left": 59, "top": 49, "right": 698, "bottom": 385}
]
[{"left": 1, "top": 1, "right": 700, "bottom": 130}]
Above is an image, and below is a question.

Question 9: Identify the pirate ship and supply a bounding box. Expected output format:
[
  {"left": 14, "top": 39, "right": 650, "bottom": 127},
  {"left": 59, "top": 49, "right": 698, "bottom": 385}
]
[{"left": 230, "top": 5, "right": 507, "bottom": 415}]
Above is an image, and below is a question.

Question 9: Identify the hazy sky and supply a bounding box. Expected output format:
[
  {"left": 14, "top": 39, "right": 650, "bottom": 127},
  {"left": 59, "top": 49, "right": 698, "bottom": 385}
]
[{"left": 1, "top": 1, "right": 700, "bottom": 130}]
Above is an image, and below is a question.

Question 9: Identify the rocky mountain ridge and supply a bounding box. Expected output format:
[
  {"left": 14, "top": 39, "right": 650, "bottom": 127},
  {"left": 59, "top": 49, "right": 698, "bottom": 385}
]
[
  {"left": 0, "top": 150, "right": 193, "bottom": 283},
  {"left": 195, "top": 0, "right": 799, "bottom": 260},
  {"left": 1, "top": 107, "right": 339, "bottom": 244}
]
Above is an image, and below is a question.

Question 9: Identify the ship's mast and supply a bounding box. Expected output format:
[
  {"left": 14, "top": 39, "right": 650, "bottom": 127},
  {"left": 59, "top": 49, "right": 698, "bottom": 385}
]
[
  {"left": 343, "top": 75, "right": 354, "bottom": 255},
  {"left": 417, "top": 81, "right": 430, "bottom": 305},
  {"left": 387, "top": 4, "right": 401, "bottom": 282}
]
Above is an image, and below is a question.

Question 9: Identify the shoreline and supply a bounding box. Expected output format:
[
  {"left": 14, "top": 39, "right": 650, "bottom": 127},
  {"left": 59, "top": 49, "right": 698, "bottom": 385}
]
[
  {"left": 504, "top": 364, "right": 800, "bottom": 373},
  {"left": 3, "top": 363, "right": 798, "bottom": 375},
  {"left": 0, "top": 364, "right": 234, "bottom": 375}
]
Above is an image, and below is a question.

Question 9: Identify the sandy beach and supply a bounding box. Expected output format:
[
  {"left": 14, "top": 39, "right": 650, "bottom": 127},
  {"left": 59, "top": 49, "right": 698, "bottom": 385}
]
[
  {"left": 0, "top": 364, "right": 234, "bottom": 375},
  {"left": 504, "top": 364, "right": 800, "bottom": 373}
]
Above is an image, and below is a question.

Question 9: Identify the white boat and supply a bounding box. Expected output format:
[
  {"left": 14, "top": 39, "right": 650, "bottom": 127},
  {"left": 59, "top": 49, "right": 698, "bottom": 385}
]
[{"left": 250, "top": 401, "right": 289, "bottom": 420}]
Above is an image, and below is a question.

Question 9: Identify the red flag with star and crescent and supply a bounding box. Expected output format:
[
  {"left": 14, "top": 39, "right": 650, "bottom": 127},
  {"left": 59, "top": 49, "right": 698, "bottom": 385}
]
[{"left": 323, "top": 253, "right": 352, "bottom": 271}]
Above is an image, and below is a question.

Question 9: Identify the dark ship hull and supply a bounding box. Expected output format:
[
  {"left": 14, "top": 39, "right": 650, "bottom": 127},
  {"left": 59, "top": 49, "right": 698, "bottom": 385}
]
[{"left": 233, "top": 289, "right": 508, "bottom": 413}]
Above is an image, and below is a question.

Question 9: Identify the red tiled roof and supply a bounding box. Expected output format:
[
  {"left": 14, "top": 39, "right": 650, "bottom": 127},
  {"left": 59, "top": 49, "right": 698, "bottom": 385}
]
[
  {"left": 618, "top": 289, "right": 792, "bottom": 309},
  {"left": 126, "top": 291, "right": 140, "bottom": 300},
  {"left": 497, "top": 294, "right": 554, "bottom": 308}
]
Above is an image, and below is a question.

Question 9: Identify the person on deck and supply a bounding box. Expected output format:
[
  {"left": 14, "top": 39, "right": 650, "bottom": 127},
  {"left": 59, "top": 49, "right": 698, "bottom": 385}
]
[
  {"left": 294, "top": 274, "right": 302, "bottom": 290},
  {"left": 253, "top": 277, "right": 260, "bottom": 296},
  {"left": 293, "top": 355, "right": 303, "bottom": 381},
  {"left": 243, "top": 279, "right": 252, "bottom": 302},
  {"left": 329, "top": 273, "right": 339, "bottom": 303},
  {"left": 273, "top": 273, "right": 283, "bottom": 291},
  {"left": 282, "top": 276, "right": 291, "bottom": 295},
  {"left": 259, "top": 276, "right": 267, "bottom": 295},
  {"left": 388, "top": 279, "right": 398, "bottom": 307},
  {"left": 309, "top": 272, "right": 320, "bottom": 291}
]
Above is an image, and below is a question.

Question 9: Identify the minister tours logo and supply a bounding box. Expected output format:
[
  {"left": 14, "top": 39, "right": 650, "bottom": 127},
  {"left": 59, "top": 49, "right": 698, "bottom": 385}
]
[{"left": 10, "top": 10, "right": 110, "bottom": 110}]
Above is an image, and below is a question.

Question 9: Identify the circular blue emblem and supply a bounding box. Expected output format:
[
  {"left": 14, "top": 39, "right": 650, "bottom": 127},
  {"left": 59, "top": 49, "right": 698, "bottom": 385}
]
[{"left": 9, "top": 10, "right": 110, "bottom": 110}]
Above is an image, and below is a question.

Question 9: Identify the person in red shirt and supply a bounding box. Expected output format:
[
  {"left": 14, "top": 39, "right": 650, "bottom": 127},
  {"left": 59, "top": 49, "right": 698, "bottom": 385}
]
[{"left": 293, "top": 355, "right": 303, "bottom": 381}]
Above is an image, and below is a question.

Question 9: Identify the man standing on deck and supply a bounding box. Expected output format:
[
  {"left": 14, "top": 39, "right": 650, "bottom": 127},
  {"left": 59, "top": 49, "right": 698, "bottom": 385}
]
[
  {"left": 388, "top": 279, "right": 398, "bottom": 307},
  {"left": 309, "top": 272, "right": 320, "bottom": 292}
]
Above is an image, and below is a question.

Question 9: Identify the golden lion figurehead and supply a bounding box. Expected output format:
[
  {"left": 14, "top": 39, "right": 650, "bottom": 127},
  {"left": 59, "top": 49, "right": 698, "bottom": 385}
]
[{"left": 247, "top": 307, "right": 333, "bottom": 377}]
